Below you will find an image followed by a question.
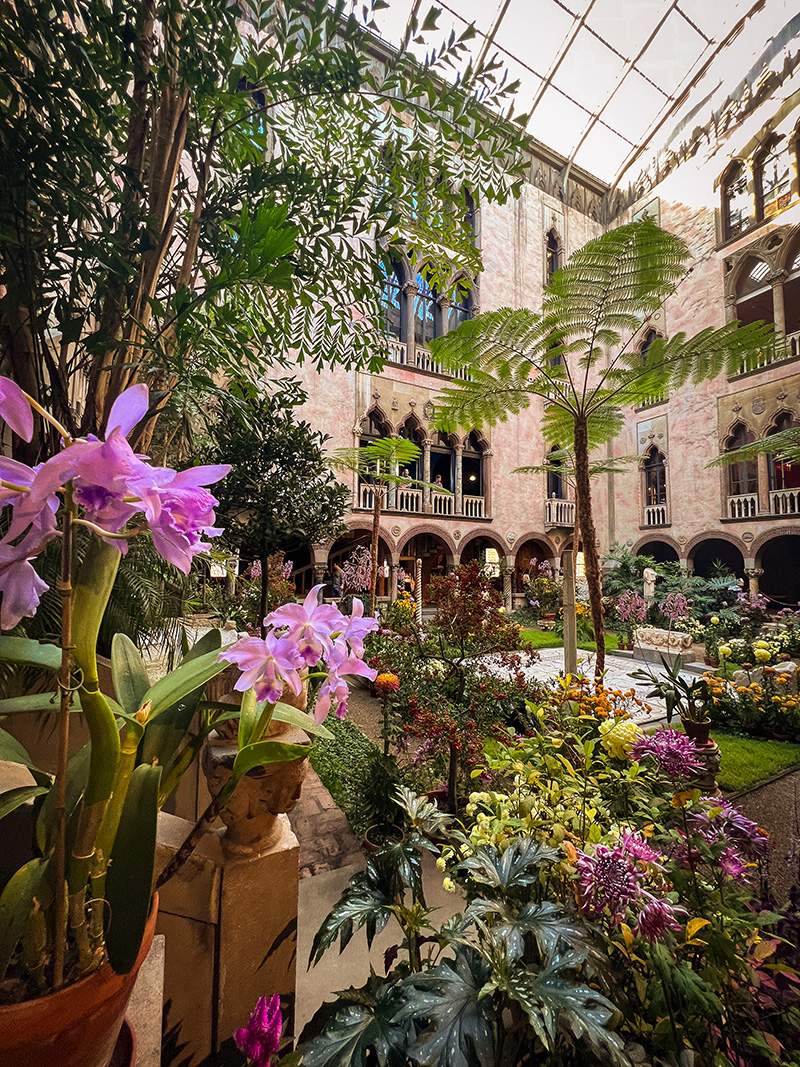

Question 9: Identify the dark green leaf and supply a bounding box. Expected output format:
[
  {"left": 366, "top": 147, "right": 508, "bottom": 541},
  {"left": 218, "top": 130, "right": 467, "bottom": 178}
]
[
  {"left": 302, "top": 982, "right": 408, "bottom": 1067},
  {"left": 111, "top": 633, "right": 152, "bottom": 717},
  {"left": 0, "top": 785, "right": 49, "bottom": 821},
  {"left": 459, "top": 838, "right": 559, "bottom": 893},
  {"left": 0, "top": 636, "right": 60, "bottom": 672},
  {"left": 0, "top": 858, "right": 49, "bottom": 979}
]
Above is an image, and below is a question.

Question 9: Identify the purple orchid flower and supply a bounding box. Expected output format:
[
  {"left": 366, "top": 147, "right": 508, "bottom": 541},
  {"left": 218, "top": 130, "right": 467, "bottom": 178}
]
[
  {"left": 314, "top": 642, "right": 376, "bottom": 722},
  {"left": 141, "top": 465, "right": 229, "bottom": 574},
  {"left": 0, "top": 376, "right": 34, "bottom": 442},
  {"left": 234, "top": 994, "right": 282, "bottom": 1066},
  {"left": 0, "top": 526, "right": 55, "bottom": 630},
  {"left": 223, "top": 634, "right": 305, "bottom": 705},
  {"left": 266, "top": 585, "right": 342, "bottom": 663},
  {"left": 339, "top": 597, "right": 378, "bottom": 657}
]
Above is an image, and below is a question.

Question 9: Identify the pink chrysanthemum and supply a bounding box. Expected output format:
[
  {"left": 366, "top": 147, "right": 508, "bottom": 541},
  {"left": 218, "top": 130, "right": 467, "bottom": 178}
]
[
  {"left": 632, "top": 729, "right": 703, "bottom": 780},
  {"left": 576, "top": 844, "right": 643, "bottom": 921},
  {"left": 621, "top": 831, "right": 664, "bottom": 867},
  {"left": 635, "top": 897, "right": 685, "bottom": 943}
]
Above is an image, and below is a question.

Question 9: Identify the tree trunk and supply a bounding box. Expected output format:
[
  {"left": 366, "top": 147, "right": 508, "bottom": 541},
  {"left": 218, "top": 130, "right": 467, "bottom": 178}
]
[
  {"left": 259, "top": 550, "right": 269, "bottom": 639},
  {"left": 369, "top": 485, "right": 382, "bottom": 616},
  {"left": 573, "top": 415, "right": 605, "bottom": 679}
]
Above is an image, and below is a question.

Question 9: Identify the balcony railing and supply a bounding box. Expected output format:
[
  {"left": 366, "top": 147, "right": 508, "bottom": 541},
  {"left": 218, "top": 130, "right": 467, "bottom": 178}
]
[
  {"left": 396, "top": 487, "right": 422, "bottom": 513},
  {"left": 726, "top": 493, "right": 759, "bottom": 519},
  {"left": 734, "top": 331, "right": 800, "bottom": 377},
  {"left": 770, "top": 488, "right": 800, "bottom": 515},
  {"left": 432, "top": 491, "right": 453, "bottom": 515},
  {"left": 382, "top": 339, "right": 472, "bottom": 380},
  {"left": 643, "top": 503, "right": 668, "bottom": 526},
  {"left": 461, "top": 495, "right": 485, "bottom": 518},
  {"left": 545, "top": 498, "right": 576, "bottom": 527}
]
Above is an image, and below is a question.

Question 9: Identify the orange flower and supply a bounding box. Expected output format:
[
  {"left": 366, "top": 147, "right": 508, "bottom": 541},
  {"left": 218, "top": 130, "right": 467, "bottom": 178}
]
[{"left": 375, "top": 672, "right": 400, "bottom": 695}]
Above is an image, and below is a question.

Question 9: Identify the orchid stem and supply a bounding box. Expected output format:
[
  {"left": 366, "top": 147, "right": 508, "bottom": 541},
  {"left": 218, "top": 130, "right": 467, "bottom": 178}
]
[{"left": 21, "top": 390, "right": 73, "bottom": 444}]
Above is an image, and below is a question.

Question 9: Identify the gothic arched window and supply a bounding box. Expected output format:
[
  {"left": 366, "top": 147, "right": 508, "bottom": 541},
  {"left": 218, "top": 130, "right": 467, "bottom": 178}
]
[
  {"left": 546, "top": 229, "right": 560, "bottom": 284},
  {"left": 757, "top": 138, "right": 793, "bottom": 221},
  {"left": 380, "top": 263, "right": 404, "bottom": 339},
  {"left": 414, "top": 269, "right": 437, "bottom": 347},
  {"left": 644, "top": 446, "right": 667, "bottom": 506},
  {"left": 546, "top": 446, "right": 564, "bottom": 499},
  {"left": 447, "top": 278, "right": 473, "bottom": 333},
  {"left": 725, "top": 423, "right": 758, "bottom": 497},
  {"left": 722, "top": 163, "right": 750, "bottom": 240},
  {"left": 767, "top": 412, "right": 800, "bottom": 491}
]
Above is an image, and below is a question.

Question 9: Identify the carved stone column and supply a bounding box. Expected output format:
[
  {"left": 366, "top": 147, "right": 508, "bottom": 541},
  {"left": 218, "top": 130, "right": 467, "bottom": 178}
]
[
  {"left": 389, "top": 561, "right": 399, "bottom": 602},
  {"left": 313, "top": 561, "right": 326, "bottom": 587},
  {"left": 423, "top": 439, "right": 432, "bottom": 512},
  {"left": 454, "top": 442, "right": 463, "bottom": 515},
  {"left": 771, "top": 270, "right": 786, "bottom": 335},
  {"left": 501, "top": 562, "right": 513, "bottom": 612},
  {"left": 757, "top": 452, "right": 771, "bottom": 514},
  {"left": 745, "top": 567, "right": 764, "bottom": 594},
  {"left": 482, "top": 448, "right": 493, "bottom": 518},
  {"left": 402, "top": 282, "right": 418, "bottom": 367}
]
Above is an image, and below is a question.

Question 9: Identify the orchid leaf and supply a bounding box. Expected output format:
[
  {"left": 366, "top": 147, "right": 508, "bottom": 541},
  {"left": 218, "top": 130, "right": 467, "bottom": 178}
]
[
  {"left": 0, "top": 784, "right": 49, "bottom": 821},
  {"left": 231, "top": 739, "right": 310, "bottom": 785},
  {"left": 0, "top": 635, "right": 60, "bottom": 672},
  {"left": 0, "top": 727, "right": 51, "bottom": 788},
  {"left": 0, "top": 858, "right": 49, "bottom": 979},
  {"left": 272, "top": 701, "right": 333, "bottom": 739},
  {"left": 141, "top": 648, "right": 227, "bottom": 723},
  {"left": 111, "top": 633, "right": 151, "bottom": 717},
  {"left": 104, "top": 763, "right": 161, "bottom": 974},
  {"left": 140, "top": 628, "right": 223, "bottom": 770},
  {"left": 0, "top": 691, "right": 82, "bottom": 715},
  {"left": 37, "top": 741, "right": 91, "bottom": 855}
]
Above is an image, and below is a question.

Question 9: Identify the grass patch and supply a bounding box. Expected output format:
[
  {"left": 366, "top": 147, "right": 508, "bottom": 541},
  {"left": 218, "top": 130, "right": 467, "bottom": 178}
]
[
  {"left": 714, "top": 732, "right": 800, "bottom": 793},
  {"left": 520, "top": 628, "right": 619, "bottom": 653}
]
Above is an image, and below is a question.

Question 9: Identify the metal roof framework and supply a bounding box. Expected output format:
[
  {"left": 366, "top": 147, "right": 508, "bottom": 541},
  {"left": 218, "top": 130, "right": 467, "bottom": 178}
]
[{"left": 373, "top": 0, "right": 799, "bottom": 188}]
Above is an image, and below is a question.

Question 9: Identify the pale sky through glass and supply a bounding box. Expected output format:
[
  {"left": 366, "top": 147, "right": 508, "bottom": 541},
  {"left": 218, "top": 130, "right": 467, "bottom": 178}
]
[{"left": 364, "top": 0, "right": 799, "bottom": 187}]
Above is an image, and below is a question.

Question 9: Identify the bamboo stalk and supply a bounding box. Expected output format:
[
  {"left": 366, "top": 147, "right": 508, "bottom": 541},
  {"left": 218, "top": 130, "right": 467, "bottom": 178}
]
[{"left": 53, "top": 487, "right": 75, "bottom": 990}]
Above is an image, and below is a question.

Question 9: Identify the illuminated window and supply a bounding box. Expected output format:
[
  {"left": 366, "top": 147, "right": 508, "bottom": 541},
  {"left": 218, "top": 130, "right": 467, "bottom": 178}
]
[
  {"left": 644, "top": 446, "right": 667, "bottom": 506},
  {"left": 768, "top": 413, "right": 800, "bottom": 491},
  {"left": 484, "top": 547, "right": 500, "bottom": 578},
  {"left": 725, "top": 423, "right": 758, "bottom": 496},
  {"left": 757, "top": 138, "right": 793, "bottom": 220}
]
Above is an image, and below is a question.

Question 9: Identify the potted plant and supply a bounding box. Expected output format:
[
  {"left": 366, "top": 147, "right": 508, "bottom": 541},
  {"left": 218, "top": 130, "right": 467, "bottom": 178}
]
[
  {"left": 0, "top": 381, "right": 376, "bottom": 1066},
  {"left": 629, "top": 654, "right": 713, "bottom": 745}
]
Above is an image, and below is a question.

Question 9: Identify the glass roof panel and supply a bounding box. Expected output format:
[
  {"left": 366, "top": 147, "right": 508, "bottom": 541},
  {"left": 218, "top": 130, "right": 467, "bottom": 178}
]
[
  {"left": 492, "top": 0, "right": 579, "bottom": 75},
  {"left": 526, "top": 87, "right": 592, "bottom": 158},
  {"left": 585, "top": 0, "right": 674, "bottom": 58},
  {"left": 549, "top": 27, "right": 626, "bottom": 112},
  {"left": 367, "top": 0, "right": 800, "bottom": 186}
]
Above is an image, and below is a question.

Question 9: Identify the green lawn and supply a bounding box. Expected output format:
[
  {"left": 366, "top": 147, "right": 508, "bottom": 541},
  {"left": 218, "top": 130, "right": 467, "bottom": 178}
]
[
  {"left": 713, "top": 732, "right": 800, "bottom": 793},
  {"left": 520, "top": 628, "right": 619, "bottom": 653}
]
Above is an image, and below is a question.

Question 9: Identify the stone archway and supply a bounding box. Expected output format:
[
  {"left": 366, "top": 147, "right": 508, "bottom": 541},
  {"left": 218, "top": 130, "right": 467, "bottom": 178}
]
[
  {"left": 514, "top": 537, "right": 555, "bottom": 592},
  {"left": 459, "top": 532, "right": 507, "bottom": 593},
  {"left": 756, "top": 531, "right": 800, "bottom": 605},
  {"left": 398, "top": 531, "right": 454, "bottom": 602},
  {"left": 329, "top": 529, "right": 393, "bottom": 600},
  {"left": 688, "top": 536, "right": 745, "bottom": 579},
  {"left": 633, "top": 537, "right": 680, "bottom": 564}
]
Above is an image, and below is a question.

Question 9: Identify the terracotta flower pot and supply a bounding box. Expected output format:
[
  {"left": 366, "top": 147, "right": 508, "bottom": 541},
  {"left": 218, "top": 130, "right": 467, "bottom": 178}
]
[
  {"left": 681, "top": 717, "right": 712, "bottom": 746},
  {"left": 0, "top": 895, "right": 158, "bottom": 1067},
  {"left": 363, "top": 824, "right": 405, "bottom": 854}
]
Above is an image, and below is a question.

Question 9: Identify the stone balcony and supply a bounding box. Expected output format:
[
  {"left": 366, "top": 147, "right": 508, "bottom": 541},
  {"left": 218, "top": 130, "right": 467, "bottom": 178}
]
[
  {"left": 544, "top": 498, "right": 575, "bottom": 527},
  {"left": 355, "top": 484, "right": 487, "bottom": 519},
  {"left": 643, "top": 503, "right": 669, "bottom": 527},
  {"left": 383, "top": 338, "right": 472, "bottom": 381},
  {"left": 725, "top": 489, "right": 799, "bottom": 519}
]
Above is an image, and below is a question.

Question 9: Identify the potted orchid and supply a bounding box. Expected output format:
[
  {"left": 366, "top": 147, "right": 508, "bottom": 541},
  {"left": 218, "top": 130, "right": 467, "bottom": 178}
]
[{"left": 0, "top": 379, "right": 376, "bottom": 1067}]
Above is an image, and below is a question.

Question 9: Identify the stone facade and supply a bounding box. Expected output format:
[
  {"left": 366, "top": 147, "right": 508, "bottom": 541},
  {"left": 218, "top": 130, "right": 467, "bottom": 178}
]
[{"left": 286, "top": 58, "right": 800, "bottom": 605}]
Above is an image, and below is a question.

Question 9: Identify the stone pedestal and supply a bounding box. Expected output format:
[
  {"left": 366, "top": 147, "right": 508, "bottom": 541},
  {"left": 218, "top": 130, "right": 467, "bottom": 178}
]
[
  {"left": 690, "top": 741, "right": 721, "bottom": 794},
  {"left": 732, "top": 661, "right": 797, "bottom": 695},
  {"left": 633, "top": 627, "right": 694, "bottom": 667}
]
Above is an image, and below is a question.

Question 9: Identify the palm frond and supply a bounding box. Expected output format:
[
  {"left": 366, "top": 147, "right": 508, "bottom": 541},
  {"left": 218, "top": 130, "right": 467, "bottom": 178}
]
[{"left": 707, "top": 425, "right": 800, "bottom": 467}]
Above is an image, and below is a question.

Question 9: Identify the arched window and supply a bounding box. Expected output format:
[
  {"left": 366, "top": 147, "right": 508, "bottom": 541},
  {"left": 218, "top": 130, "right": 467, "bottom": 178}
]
[
  {"left": 463, "top": 432, "right": 484, "bottom": 496},
  {"left": 757, "top": 138, "right": 793, "bottom": 221},
  {"left": 546, "top": 229, "right": 560, "bottom": 284},
  {"left": 398, "top": 419, "right": 423, "bottom": 481},
  {"left": 767, "top": 413, "right": 800, "bottom": 491},
  {"left": 380, "top": 263, "right": 404, "bottom": 339},
  {"left": 725, "top": 423, "right": 758, "bottom": 497},
  {"left": 644, "top": 447, "right": 667, "bottom": 506},
  {"left": 546, "top": 446, "right": 564, "bottom": 499},
  {"left": 641, "top": 328, "right": 659, "bottom": 360},
  {"left": 722, "top": 163, "right": 750, "bottom": 239},
  {"left": 359, "top": 409, "right": 391, "bottom": 486},
  {"left": 447, "top": 278, "right": 473, "bottom": 333},
  {"left": 414, "top": 269, "right": 437, "bottom": 347},
  {"left": 431, "top": 432, "right": 454, "bottom": 491},
  {"left": 734, "top": 257, "right": 773, "bottom": 328}
]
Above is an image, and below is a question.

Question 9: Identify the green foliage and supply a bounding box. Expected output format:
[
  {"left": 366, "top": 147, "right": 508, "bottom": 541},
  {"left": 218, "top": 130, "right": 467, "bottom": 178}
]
[{"left": 1, "top": 0, "right": 528, "bottom": 458}]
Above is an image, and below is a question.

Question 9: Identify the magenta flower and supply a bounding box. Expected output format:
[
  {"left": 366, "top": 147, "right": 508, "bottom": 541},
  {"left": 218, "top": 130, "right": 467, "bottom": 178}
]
[
  {"left": 620, "top": 831, "right": 664, "bottom": 867},
  {"left": 617, "top": 589, "right": 647, "bottom": 624},
  {"left": 314, "top": 642, "right": 376, "bottom": 722},
  {"left": 692, "top": 798, "right": 770, "bottom": 860},
  {"left": 267, "top": 585, "right": 342, "bottom": 663},
  {"left": 576, "top": 844, "right": 643, "bottom": 921},
  {"left": 0, "top": 376, "right": 34, "bottom": 442},
  {"left": 234, "top": 994, "right": 282, "bottom": 1066},
  {"left": 635, "top": 897, "right": 684, "bottom": 942},
  {"left": 719, "top": 847, "right": 748, "bottom": 882},
  {"left": 223, "top": 634, "right": 304, "bottom": 705},
  {"left": 659, "top": 592, "right": 689, "bottom": 624},
  {"left": 632, "top": 729, "right": 703, "bottom": 780}
]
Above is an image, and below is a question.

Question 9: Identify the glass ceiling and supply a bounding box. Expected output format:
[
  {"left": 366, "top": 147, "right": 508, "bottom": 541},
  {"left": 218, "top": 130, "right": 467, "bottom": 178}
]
[{"left": 369, "top": 0, "right": 800, "bottom": 187}]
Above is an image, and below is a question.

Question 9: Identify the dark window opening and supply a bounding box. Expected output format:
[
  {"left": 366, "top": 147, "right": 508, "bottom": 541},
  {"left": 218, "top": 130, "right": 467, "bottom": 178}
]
[
  {"left": 546, "top": 446, "right": 564, "bottom": 499},
  {"left": 414, "top": 269, "right": 437, "bottom": 347},
  {"left": 768, "top": 413, "right": 800, "bottom": 491},
  {"left": 447, "top": 278, "right": 472, "bottom": 333},
  {"left": 381, "top": 263, "right": 403, "bottom": 339},
  {"left": 725, "top": 423, "right": 758, "bottom": 496},
  {"left": 546, "top": 230, "right": 560, "bottom": 284},
  {"left": 644, "top": 447, "right": 667, "bottom": 506}
]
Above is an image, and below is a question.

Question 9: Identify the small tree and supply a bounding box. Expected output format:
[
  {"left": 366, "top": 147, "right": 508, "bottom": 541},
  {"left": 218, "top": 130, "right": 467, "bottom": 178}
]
[
  {"left": 432, "top": 218, "right": 772, "bottom": 677},
  {"left": 208, "top": 385, "right": 348, "bottom": 634}
]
